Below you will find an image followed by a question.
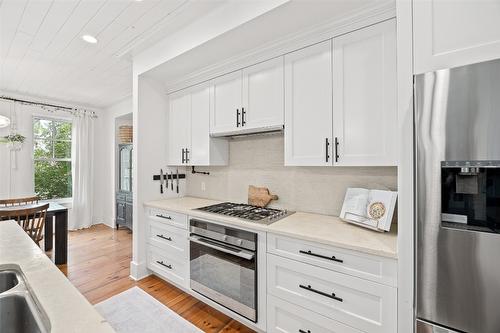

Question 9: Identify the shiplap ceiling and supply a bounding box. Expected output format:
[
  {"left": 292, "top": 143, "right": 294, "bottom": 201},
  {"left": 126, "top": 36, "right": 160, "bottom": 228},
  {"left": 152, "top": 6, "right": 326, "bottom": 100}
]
[{"left": 0, "top": 0, "right": 226, "bottom": 108}]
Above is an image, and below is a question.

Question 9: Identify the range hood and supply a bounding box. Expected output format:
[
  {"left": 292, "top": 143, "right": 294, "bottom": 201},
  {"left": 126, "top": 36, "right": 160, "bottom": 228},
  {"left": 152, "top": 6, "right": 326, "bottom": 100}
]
[{"left": 210, "top": 125, "right": 284, "bottom": 138}]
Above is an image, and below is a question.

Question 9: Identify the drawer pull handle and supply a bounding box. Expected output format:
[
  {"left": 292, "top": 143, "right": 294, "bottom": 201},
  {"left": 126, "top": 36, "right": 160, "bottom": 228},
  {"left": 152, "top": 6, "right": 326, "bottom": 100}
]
[
  {"left": 156, "top": 260, "right": 172, "bottom": 269},
  {"left": 299, "top": 330, "right": 311, "bottom": 333},
  {"left": 299, "top": 284, "right": 343, "bottom": 302},
  {"left": 156, "top": 234, "right": 172, "bottom": 241},
  {"left": 156, "top": 214, "right": 172, "bottom": 220},
  {"left": 299, "top": 250, "right": 343, "bottom": 263}
]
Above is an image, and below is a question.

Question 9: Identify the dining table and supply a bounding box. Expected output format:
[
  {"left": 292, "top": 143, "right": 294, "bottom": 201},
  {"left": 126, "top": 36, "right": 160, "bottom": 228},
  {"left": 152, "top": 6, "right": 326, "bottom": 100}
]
[{"left": 0, "top": 202, "right": 68, "bottom": 265}]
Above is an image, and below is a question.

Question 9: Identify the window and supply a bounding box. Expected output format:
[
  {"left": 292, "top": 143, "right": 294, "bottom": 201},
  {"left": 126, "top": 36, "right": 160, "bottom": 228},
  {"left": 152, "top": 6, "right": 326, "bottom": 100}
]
[{"left": 33, "top": 117, "right": 72, "bottom": 200}]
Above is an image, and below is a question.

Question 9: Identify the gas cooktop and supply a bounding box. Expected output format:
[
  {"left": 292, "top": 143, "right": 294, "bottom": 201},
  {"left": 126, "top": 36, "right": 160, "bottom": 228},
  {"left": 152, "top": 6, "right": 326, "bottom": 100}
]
[{"left": 195, "top": 202, "right": 294, "bottom": 224}]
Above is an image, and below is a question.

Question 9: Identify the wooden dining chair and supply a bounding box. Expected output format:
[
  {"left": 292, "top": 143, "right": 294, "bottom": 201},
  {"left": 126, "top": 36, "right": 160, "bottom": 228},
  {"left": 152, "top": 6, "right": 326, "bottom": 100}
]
[
  {"left": 0, "top": 203, "right": 49, "bottom": 247},
  {"left": 0, "top": 196, "right": 39, "bottom": 207}
]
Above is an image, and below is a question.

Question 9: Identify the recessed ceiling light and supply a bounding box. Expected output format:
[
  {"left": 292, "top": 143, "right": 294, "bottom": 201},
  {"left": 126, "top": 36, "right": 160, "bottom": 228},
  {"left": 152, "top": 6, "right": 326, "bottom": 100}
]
[
  {"left": 0, "top": 115, "right": 11, "bottom": 128},
  {"left": 82, "top": 35, "right": 98, "bottom": 44}
]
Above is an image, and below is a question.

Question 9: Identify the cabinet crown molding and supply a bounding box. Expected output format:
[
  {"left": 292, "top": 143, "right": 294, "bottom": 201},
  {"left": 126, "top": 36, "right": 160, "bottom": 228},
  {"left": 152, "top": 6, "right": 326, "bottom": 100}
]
[{"left": 164, "top": 0, "right": 396, "bottom": 95}]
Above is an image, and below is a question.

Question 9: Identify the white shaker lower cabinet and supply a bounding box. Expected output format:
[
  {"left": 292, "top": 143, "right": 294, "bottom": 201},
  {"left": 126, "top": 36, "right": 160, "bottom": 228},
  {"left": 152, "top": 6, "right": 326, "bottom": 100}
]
[
  {"left": 267, "top": 254, "right": 397, "bottom": 333},
  {"left": 266, "top": 232, "right": 397, "bottom": 333},
  {"left": 332, "top": 19, "right": 397, "bottom": 166},
  {"left": 267, "top": 233, "right": 397, "bottom": 287},
  {"left": 284, "top": 40, "right": 333, "bottom": 166},
  {"left": 267, "top": 294, "right": 363, "bottom": 333},
  {"left": 147, "top": 209, "right": 189, "bottom": 289},
  {"left": 413, "top": 0, "right": 500, "bottom": 74}
]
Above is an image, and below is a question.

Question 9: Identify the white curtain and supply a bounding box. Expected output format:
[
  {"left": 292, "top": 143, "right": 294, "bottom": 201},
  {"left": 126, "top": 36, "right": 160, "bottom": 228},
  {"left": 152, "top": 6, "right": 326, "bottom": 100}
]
[{"left": 70, "top": 114, "right": 94, "bottom": 230}]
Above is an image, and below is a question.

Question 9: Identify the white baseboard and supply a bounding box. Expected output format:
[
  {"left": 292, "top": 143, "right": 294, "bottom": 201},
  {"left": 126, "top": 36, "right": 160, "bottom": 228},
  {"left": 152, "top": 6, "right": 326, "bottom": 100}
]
[
  {"left": 130, "top": 261, "right": 150, "bottom": 280},
  {"left": 92, "top": 215, "right": 115, "bottom": 229}
]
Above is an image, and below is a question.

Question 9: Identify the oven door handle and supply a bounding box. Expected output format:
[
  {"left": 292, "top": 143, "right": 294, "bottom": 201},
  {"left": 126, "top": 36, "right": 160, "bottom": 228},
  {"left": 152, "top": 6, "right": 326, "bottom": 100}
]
[{"left": 189, "top": 235, "right": 255, "bottom": 260}]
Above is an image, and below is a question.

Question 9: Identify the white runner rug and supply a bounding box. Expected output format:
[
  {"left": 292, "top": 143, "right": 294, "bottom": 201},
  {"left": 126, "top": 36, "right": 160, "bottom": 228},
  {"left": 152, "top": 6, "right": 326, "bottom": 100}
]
[{"left": 95, "top": 287, "right": 203, "bottom": 333}]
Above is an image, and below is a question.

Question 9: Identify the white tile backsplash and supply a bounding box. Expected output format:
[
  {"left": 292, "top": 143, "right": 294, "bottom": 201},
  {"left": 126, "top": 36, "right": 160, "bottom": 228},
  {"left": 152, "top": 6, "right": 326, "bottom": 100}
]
[{"left": 186, "top": 134, "right": 397, "bottom": 216}]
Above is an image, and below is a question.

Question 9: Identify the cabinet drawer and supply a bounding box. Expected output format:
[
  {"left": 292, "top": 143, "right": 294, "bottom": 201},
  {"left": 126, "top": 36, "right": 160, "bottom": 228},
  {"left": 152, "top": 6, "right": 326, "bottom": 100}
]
[
  {"left": 148, "top": 220, "right": 188, "bottom": 258},
  {"left": 267, "top": 233, "right": 397, "bottom": 286},
  {"left": 147, "top": 244, "right": 188, "bottom": 288},
  {"left": 267, "top": 294, "right": 362, "bottom": 333},
  {"left": 148, "top": 208, "right": 188, "bottom": 229},
  {"left": 267, "top": 254, "right": 397, "bottom": 333}
]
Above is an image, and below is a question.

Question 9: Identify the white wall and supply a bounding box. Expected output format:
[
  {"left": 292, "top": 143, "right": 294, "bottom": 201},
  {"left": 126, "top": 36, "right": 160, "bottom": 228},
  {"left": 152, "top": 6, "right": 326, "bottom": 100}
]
[
  {"left": 93, "top": 97, "right": 132, "bottom": 228},
  {"left": 131, "top": 75, "right": 188, "bottom": 279}
]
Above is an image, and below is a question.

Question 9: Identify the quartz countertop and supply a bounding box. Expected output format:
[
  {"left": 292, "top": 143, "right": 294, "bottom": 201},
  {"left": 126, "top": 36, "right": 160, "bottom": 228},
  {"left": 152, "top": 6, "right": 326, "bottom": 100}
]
[
  {"left": 144, "top": 197, "right": 397, "bottom": 259},
  {"left": 0, "top": 221, "right": 115, "bottom": 333}
]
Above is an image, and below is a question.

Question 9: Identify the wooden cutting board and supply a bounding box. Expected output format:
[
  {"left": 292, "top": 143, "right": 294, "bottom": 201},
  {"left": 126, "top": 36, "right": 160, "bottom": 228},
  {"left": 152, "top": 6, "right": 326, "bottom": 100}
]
[{"left": 248, "top": 185, "right": 278, "bottom": 207}]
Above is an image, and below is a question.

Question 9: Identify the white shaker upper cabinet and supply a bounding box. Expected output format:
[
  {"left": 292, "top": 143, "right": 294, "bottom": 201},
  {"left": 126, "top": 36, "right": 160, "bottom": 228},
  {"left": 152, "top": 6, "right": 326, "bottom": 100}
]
[
  {"left": 190, "top": 84, "right": 228, "bottom": 166},
  {"left": 242, "top": 57, "right": 284, "bottom": 132},
  {"left": 284, "top": 40, "right": 333, "bottom": 166},
  {"left": 210, "top": 71, "right": 242, "bottom": 135},
  {"left": 332, "top": 19, "right": 397, "bottom": 166},
  {"left": 190, "top": 84, "right": 211, "bottom": 166},
  {"left": 167, "top": 91, "right": 191, "bottom": 166},
  {"left": 414, "top": 0, "right": 500, "bottom": 74}
]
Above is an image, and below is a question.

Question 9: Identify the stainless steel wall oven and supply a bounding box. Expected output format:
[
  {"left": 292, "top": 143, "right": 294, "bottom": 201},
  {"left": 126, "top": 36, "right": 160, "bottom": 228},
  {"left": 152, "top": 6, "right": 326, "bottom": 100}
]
[{"left": 189, "top": 218, "right": 257, "bottom": 322}]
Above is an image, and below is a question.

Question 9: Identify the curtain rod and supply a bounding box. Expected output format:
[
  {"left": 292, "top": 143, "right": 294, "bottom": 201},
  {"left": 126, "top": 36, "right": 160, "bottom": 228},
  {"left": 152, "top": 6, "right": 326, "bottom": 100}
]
[{"left": 0, "top": 95, "right": 98, "bottom": 118}]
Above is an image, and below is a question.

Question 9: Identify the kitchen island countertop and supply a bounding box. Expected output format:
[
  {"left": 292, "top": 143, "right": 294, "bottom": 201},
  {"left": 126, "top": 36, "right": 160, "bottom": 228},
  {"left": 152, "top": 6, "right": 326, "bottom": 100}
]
[
  {"left": 144, "top": 196, "right": 397, "bottom": 259},
  {"left": 0, "top": 221, "right": 115, "bottom": 333}
]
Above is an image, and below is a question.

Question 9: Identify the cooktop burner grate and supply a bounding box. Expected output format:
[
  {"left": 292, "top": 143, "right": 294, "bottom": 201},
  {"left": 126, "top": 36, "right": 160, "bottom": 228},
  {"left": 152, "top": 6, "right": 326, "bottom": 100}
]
[{"left": 195, "top": 202, "right": 293, "bottom": 224}]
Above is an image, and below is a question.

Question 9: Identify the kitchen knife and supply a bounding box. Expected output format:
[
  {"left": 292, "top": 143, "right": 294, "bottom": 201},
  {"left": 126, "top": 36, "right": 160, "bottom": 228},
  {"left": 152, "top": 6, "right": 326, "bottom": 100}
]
[
  {"left": 176, "top": 168, "right": 179, "bottom": 194},
  {"left": 160, "top": 169, "right": 164, "bottom": 194},
  {"left": 170, "top": 171, "right": 174, "bottom": 191}
]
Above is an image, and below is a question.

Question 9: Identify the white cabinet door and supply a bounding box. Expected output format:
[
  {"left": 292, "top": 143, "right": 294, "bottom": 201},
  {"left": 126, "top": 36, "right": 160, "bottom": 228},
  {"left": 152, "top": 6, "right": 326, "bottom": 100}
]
[
  {"left": 267, "top": 254, "right": 397, "bottom": 333},
  {"left": 210, "top": 71, "right": 242, "bottom": 135},
  {"left": 333, "top": 19, "right": 397, "bottom": 166},
  {"left": 242, "top": 57, "right": 284, "bottom": 132},
  {"left": 267, "top": 294, "right": 363, "bottom": 333},
  {"left": 167, "top": 92, "right": 191, "bottom": 165},
  {"left": 414, "top": 0, "right": 500, "bottom": 74},
  {"left": 190, "top": 84, "right": 211, "bottom": 165},
  {"left": 284, "top": 40, "right": 333, "bottom": 166}
]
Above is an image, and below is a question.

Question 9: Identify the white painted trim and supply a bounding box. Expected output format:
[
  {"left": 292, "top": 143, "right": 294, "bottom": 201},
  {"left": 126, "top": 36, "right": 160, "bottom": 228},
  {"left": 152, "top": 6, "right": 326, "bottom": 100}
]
[
  {"left": 396, "top": 0, "right": 415, "bottom": 332},
  {"left": 163, "top": 1, "right": 396, "bottom": 94},
  {"left": 129, "top": 260, "right": 150, "bottom": 281}
]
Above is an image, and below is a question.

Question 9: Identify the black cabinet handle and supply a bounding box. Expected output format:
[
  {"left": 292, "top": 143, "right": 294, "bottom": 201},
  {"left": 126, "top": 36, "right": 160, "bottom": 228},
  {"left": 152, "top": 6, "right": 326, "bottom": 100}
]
[
  {"left": 156, "top": 260, "right": 172, "bottom": 269},
  {"left": 181, "top": 148, "right": 185, "bottom": 164},
  {"left": 185, "top": 148, "right": 190, "bottom": 163},
  {"left": 325, "top": 138, "right": 330, "bottom": 162},
  {"left": 156, "top": 234, "right": 172, "bottom": 241},
  {"left": 242, "top": 107, "right": 246, "bottom": 126},
  {"left": 299, "top": 250, "right": 343, "bottom": 263},
  {"left": 156, "top": 214, "right": 172, "bottom": 220},
  {"left": 299, "top": 284, "right": 343, "bottom": 302},
  {"left": 334, "top": 137, "right": 339, "bottom": 162},
  {"left": 236, "top": 109, "right": 241, "bottom": 127},
  {"left": 299, "top": 330, "right": 311, "bottom": 333}
]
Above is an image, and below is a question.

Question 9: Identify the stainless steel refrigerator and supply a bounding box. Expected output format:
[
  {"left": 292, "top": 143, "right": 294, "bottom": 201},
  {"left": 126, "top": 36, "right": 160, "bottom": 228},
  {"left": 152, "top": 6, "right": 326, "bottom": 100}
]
[{"left": 416, "top": 58, "right": 500, "bottom": 333}]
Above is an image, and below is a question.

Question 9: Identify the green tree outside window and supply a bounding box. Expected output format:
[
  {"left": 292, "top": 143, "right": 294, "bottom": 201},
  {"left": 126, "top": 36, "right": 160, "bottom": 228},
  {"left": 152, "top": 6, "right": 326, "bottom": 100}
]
[{"left": 33, "top": 117, "right": 72, "bottom": 200}]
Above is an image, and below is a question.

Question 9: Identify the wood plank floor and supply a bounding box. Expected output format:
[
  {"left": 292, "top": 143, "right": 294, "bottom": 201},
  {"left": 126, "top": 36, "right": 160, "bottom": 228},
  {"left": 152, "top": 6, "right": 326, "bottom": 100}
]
[{"left": 46, "top": 224, "right": 255, "bottom": 333}]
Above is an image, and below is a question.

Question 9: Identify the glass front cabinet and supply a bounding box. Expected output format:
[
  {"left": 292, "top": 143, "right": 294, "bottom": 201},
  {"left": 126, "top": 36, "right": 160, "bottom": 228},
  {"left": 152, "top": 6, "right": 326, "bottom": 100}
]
[{"left": 116, "top": 144, "right": 133, "bottom": 231}]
